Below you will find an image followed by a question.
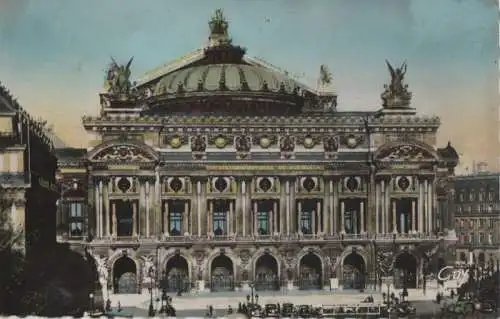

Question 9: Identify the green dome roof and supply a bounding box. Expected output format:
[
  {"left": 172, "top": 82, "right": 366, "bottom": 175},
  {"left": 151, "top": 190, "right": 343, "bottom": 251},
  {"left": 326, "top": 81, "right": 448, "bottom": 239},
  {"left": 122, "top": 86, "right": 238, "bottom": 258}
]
[{"left": 154, "top": 62, "right": 299, "bottom": 96}]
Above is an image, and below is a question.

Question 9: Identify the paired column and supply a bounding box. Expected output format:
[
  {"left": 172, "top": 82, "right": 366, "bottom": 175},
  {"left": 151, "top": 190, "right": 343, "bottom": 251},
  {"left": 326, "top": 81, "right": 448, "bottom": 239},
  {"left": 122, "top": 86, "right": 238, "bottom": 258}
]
[
  {"left": 384, "top": 178, "right": 390, "bottom": 234},
  {"left": 411, "top": 199, "right": 416, "bottom": 233},
  {"left": 132, "top": 201, "right": 138, "bottom": 237},
  {"left": 242, "top": 179, "right": 247, "bottom": 236},
  {"left": 316, "top": 200, "right": 322, "bottom": 234},
  {"left": 112, "top": 201, "right": 117, "bottom": 236},
  {"left": 253, "top": 201, "right": 258, "bottom": 235},
  {"left": 273, "top": 201, "right": 278, "bottom": 234},
  {"left": 208, "top": 201, "right": 214, "bottom": 233},
  {"left": 360, "top": 201, "right": 365, "bottom": 233},
  {"left": 94, "top": 181, "right": 101, "bottom": 238},
  {"left": 392, "top": 200, "right": 397, "bottom": 233},
  {"left": 279, "top": 179, "right": 286, "bottom": 234},
  {"left": 196, "top": 180, "right": 202, "bottom": 236},
  {"left": 103, "top": 178, "right": 110, "bottom": 237},
  {"left": 285, "top": 180, "right": 291, "bottom": 235},
  {"left": 340, "top": 200, "right": 345, "bottom": 234},
  {"left": 297, "top": 201, "right": 303, "bottom": 232},
  {"left": 184, "top": 201, "right": 189, "bottom": 234},
  {"left": 228, "top": 201, "right": 234, "bottom": 234},
  {"left": 164, "top": 201, "right": 169, "bottom": 235},
  {"left": 332, "top": 179, "right": 338, "bottom": 235}
]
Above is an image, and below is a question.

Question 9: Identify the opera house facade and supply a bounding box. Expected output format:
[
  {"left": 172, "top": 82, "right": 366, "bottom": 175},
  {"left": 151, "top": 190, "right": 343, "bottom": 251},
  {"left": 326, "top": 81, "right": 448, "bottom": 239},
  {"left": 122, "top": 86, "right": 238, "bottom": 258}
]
[{"left": 56, "top": 10, "right": 459, "bottom": 296}]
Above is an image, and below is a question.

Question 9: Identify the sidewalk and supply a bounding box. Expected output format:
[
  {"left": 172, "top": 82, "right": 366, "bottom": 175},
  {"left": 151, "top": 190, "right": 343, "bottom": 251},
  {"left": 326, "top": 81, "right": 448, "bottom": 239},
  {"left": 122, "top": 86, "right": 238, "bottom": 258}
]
[{"left": 107, "top": 288, "right": 438, "bottom": 311}]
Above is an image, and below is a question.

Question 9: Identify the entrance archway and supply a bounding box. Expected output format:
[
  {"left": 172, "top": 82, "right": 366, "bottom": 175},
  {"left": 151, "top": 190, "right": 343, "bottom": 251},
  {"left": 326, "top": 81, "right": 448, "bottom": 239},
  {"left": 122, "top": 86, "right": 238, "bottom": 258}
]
[
  {"left": 113, "top": 257, "right": 137, "bottom": 294},
  {"left": 298, "top": 253, "right": 322, "bottom": 290},
  {"left": 343, "top": 252, "right": 366, "bottom": 290},
  {"left": 164, "top": 255, "right": 189, "bottom": 293},
  {"left": 393, "top": 252, "right": 417, "bottom": 289},
  {"left": 210, "top": 254, "right": 234, "bottom": 292},
  {"left": 254, "top": 254, "right": 279, "bottom": 291}
]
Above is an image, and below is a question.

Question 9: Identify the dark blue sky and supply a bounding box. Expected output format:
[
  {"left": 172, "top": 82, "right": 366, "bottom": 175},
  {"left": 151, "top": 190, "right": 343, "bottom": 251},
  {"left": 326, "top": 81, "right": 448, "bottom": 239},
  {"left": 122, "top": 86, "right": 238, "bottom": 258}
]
[{"left": 0, "top": 0, "right": 497, "bottom": 170}]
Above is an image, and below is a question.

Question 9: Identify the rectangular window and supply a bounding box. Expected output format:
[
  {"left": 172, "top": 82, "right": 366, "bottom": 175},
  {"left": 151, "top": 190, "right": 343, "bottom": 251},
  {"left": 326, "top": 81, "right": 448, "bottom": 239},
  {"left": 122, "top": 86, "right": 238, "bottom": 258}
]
[
  {"left": 212, "top": 211, "right": 226, "bottom": 236},
  {"left": 300, "top": 211, "right": 312, "bottom": 234},
  {"left": 9, "top": 153, "right": 17, "bottom": 172},
  {"left": 479, "top": 232, "right": 485, "bottom": 244},
  {"left": 257, "top": 211, "right": 269, "bottom": 235},
  {"left": 459, "top": 193, "right": 464, "bottom": 202},
  {"left": 469, "top": 233, "right": 474, "bottom": 244},
  {"left": 488, "top": 192, "right": 494, "bottom": 201},
  {"left": 168, "top": 211, "right": 182, "bottom": 236},
  {"left": 69, "top": 222, "right": 83, "bottom": 237},
  {"left": 70, "top": 203, "right": 83, "bottom": 217},
  {"left": 479, "top": 192, "right": 484, "bottom": 201}
]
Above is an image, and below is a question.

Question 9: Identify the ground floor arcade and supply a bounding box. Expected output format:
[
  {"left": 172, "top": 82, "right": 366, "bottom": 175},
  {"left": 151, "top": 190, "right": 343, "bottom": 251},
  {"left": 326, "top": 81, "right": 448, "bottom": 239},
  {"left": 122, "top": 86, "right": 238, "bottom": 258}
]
[{"left": 89, "top": 242, "right": 436, "bottom": 296}]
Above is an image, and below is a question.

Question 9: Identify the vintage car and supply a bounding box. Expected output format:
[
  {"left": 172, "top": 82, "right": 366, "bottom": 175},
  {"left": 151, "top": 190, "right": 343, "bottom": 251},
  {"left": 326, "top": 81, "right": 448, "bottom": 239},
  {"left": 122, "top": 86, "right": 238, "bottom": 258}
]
[
  {"left": 295, "top": 305, "right": 313, "bottom": 318},
  {"left": 263, "top": 303, "right": 280, "bottom": 317},
  {"left": 281, "top": 302, "right": 295, "bottom": 317}
]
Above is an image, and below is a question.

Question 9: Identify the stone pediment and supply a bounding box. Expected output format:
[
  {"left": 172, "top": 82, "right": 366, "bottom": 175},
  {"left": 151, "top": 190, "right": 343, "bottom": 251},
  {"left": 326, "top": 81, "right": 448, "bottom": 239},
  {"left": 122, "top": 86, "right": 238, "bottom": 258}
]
[
  {"left": 88, "top": 142, "right": 158, "bottom": 162},
  {"left": 375, "top": 142, "right": 438, "bottom": 162}
]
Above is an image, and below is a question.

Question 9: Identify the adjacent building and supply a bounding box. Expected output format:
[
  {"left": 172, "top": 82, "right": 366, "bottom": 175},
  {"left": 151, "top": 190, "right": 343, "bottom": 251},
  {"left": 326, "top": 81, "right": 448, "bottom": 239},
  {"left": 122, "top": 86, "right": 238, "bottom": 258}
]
[
  {"left": 0, "top": 83, "right": 58, "bottom": 255},
  {"left": 453, "top": 173, "right": 500, "bottom": 266},
  {"left": 56, "top": 10, "right": 459, "bottom": 296}
]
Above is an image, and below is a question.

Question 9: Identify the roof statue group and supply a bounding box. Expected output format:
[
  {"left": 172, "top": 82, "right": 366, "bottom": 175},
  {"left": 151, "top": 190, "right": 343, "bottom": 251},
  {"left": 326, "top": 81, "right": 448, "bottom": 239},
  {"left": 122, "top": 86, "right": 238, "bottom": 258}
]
[
  {"left": 102, "top": 8, "right": 412, "bottom": 110},
  {"left": 381, "top": 60, "right": 413, "bottom": 108}
]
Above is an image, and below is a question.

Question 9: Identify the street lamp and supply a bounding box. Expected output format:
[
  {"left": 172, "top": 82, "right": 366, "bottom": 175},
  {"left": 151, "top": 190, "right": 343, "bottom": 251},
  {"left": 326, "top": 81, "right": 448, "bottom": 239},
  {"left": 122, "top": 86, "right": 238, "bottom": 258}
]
[
  {"left": 89, "top": 293, "right": 94, "bottom": 314},
  {"left": 148, "top": 268, "right": 155, "bottom": 317},
  {"left": 247, "top": 283, "right": 258, "bottom": 305}
]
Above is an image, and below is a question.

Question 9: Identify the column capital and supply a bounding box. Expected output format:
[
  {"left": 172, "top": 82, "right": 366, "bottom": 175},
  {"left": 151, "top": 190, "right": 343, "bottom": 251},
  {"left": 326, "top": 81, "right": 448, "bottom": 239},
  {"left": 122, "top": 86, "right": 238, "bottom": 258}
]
[
  {"left": 190, "top": 176, "right": 209, "bottom": 183},
  {"left": 323, "top": 175, "right": 342, "bottom": 182},
  {"left": 137, "top": 175, "right": 155, "bottom": 184},
  {"left": 375, "top": 175, "right": 392, "bottom": 183}
]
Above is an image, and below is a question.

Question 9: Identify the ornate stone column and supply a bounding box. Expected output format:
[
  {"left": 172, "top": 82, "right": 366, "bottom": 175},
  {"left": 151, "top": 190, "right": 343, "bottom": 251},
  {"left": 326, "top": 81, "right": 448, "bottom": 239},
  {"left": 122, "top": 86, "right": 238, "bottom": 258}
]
[
  {"left": 360, "top": 201, "right": 365, "bottom": 233},
  {"left": 242, "top": 179, "right": 247, "bottom": 236},
  {"left": 290, "top": 178, "right": 297, "bottom": 232},
  {"left": 316, "top": 200, "right": 321, "bottom": 234},
  {"left": 279, "top": 178, "right": 286, "bottom": 234},
  {"left": 164, "top": 201, "right": 169, "bottom": 235},
  {"left": 367, "top": 166, "right": 376, "bottom": 233},
  {"left": 112, "top": 201, "right": 117, "bottom": 237},
  {"left": 392, "top": 200, "right": 397, "bottom": 233},
  {"left": 229, "top": 201, "right": 234, "bottom": 234},
  {"left": 311, "top": 209, "right": 316, "bottom": 235},
  {"left": 196, "top": 180, "right": 202, "bottom": 236},
  {"left": 411, "top": 199, "right": 416, "bottom": 233},
  {"left": 340, "top": 200, "right": 345, "bottom": 234},
  {"left": 322, "top": 178, "right": 329, "bottom": 234},
  {"left": 94, "top": 181, "right": 101, "bottom": 238},
  {"left": 139, "top": 178, "right": 146, "bottom": 236},
  {"left": 384, "top": 178, "right": 391, "bottom": 234},
  {"left": 269, "top": 209, "right": 274, "bottom": 234},
  {"left": 208, "top": 201, "right": 214, "bottom": 233},
  {"left": 132, "top": 201, "right": 138, "bottom": 237},
  {"left": 184, "top": 201, "right": 189, "bottom": 234},
  {"left": 424, "top": 178, "right": 430, "bottom": 233},
  {"left": 297, "top": 201, "right": 302, "bottom": 232},
  {"left": 285, "top": 180, "right": 291, "bottom": 235},
  {"left": 253, "top": 201, "right": 258, "bottom": 235},
  {"left": 154, "top": 168, "right": 161, "bottom": 236},
  {"left": 273, "top": 201, "right": 278, "bottom": 234},
  {"left": 332, "top": 178, "right": 338, "bottom": 235}
]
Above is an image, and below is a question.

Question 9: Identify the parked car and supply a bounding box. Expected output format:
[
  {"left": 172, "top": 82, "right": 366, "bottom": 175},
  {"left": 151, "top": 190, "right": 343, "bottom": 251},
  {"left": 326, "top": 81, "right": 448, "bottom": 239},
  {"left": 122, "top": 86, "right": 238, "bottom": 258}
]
[
  {"left": 281, "top": 303, "right": 295, "bottom": 317},
  {"left": 263, "top": 303, "right": 280, "bottom": 317}
]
